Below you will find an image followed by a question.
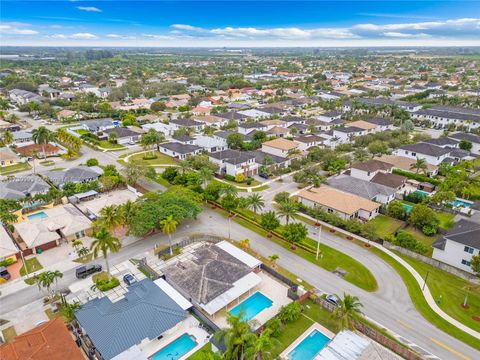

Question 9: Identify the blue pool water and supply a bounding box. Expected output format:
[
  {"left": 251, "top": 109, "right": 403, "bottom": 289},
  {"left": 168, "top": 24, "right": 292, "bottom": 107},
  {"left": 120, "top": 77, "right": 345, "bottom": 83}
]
[
  {"left": 229, "top": 292, "right": 273, "bottom": 321},
  {"left": 403, "top": 204, "right": 413, "bottom": 215},
  {"left": 450, "top": 199, "right": 473, "bottom": 208},
  {"left": 27, "top": 212, "right": 48, "bottom": 220},
  {"left": 414, "top": 190, "right": 430, "bottom": 198},
  {"left": 288, "top": 329, "right": 331, "bottom": 360},
  {"left": 150, "top": 333, "right": 197, "bottom": 360}
]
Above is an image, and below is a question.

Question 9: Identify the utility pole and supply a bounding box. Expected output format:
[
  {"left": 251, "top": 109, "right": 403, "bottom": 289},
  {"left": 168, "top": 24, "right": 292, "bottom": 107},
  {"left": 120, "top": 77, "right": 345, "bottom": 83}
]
[{"left": 316, "top": 225, "right": 322, "bottom": 260}]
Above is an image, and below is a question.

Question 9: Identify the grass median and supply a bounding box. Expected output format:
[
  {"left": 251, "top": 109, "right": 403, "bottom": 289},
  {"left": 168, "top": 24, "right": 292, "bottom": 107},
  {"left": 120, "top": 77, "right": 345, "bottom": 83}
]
[{"left": 370, "top": 247, "right": 480, "bottom": 351}]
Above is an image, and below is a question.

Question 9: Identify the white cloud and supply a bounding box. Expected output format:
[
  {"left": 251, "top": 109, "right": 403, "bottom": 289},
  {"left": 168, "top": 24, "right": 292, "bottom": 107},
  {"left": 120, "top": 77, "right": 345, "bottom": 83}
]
[
  {"left": 50, "top": 32, "right": 98, "bottom": 39},
  {"left": 77, "top": 6, "right": 102, "bottom": 13},
  {"left": 383, "top": 32, "right": 430, "bottom": 38},
  {"left": 106, "top": 33, "right": 137, "bottom": 40},
  {"left": 171, "top": 24, "right": 205, "bottom": 32},
  {"left": 0, "top": 23, "right": 38, "bottom": 35},
  {"left": 355, "top": 17, "right": 480, "bottom": 31}
]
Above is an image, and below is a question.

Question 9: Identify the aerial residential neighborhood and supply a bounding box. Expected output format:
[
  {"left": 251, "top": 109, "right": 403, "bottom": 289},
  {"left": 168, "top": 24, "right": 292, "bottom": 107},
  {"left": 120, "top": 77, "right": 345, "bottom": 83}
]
[{"left": 1, "top": 1, "right": 480, "bottom": 360}]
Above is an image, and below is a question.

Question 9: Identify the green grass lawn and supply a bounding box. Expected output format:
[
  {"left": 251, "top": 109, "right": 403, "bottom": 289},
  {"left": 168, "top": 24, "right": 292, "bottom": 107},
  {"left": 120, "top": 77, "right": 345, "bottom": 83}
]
[
  {"left": 369, "top": 247, "right": 480, "bottom": 351},
  {"left": 398, "top": 253, "right": 480, "bottom": 332},
  {"left": 403, "top": 226, "right": 437, "bottom": 256},
  {"left": 187, "top": 343, "right": 214, "bottom": 359},
  {"left": 222, "top": 178, "right": 262, "bottom": 188},
  {"left": 154, "top": 174, "right": 172, "bottom": 188},
  {"left": 0, "top": 162, "right": 31, "bottom": 175},
  {"left": 98, "top": 140, "right": 125, "bottom": 149},
  {"left": 436, "top": 211, "right": 455, "bottom": 230},
  {"left": 128, "top": 151, "right": 178, "bottom": 166},
  {"left": 74, "top": 129, "right": 89, "bottom": 136},
  {"left": 20, "top": 257, "right": 43, "bottom": 277},
  {"left": 369, "top": 215, "right": 404, "bottom": 239},
  {"left": 215, "top": 207, "right": 378, "bottom": 292},
  {"left": 252, "top": 184, "right": 270, "bottom": 192}
]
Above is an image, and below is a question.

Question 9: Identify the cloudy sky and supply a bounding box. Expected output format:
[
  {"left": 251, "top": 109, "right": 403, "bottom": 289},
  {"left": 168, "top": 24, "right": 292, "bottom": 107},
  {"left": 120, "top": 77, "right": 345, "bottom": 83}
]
[{"left": 1, "top": 1, "right": 480, "bottom": 47}]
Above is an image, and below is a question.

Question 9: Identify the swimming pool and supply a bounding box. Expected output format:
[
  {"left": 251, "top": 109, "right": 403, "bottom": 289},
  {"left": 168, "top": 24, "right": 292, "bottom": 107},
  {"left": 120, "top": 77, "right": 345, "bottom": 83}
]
[
  {"left": 149, "top": 333, "right": 197, "bottom": 360},
  {"left": 403, "top": 203, "right": 413, "bottom": 215},
  {"left": 229, "top": 292, "right": 273, "bottom": 321},
  {"left": 27, "top": 212, "right": 48, "bottom": 220},
  {"left": 413, "top": 190, "right": 430, "bottom": 198},
  {"left": 288, "top": 329, "right": 331, "bottom": 360},
  {"left": 450, "top": 199, "right": 473, "bottom": 208}
]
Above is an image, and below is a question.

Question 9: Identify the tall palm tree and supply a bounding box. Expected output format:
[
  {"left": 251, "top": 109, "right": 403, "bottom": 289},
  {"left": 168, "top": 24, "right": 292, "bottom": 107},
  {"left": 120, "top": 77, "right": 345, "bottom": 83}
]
[
  {"left": 199, "top": 167, "right": 214, "bottom": 188},
  {"left": 278, "top": 200, "right": 298, "bottom": 225},
  {"left": 32, "top": 126, "right": 55, "bottom": 159},
  {"left": 215, "top": 313, "right": 256, "bottom": 360},
  {"left": 220, "top": 184, "right": 238, "bottom": 198},
  {"left": 2, "top": 130, "right": 13, "bottom": 145},
  {"left": 99, "top": 205, "right": 122, "bottom": 231},
  {"left": 37, "top": 270, "right": 63, "bottom": 298},
  {"left": 410, "top": 158, "right": 428, "bottom": 175},
  {"left": 245, "top": 193, "right": 264, "bottom": 215},
  {"left": 91, "top": 227, "right": 121, "bottom": 281},
  {"left": 160, "top": 215, "right": 178, "bottom": 256},
  {"left": 119, "top": 200, "right": 136, "bottom": 227},
  {"left": 331, "top": 293, "right": 363, "bottom": 330}
]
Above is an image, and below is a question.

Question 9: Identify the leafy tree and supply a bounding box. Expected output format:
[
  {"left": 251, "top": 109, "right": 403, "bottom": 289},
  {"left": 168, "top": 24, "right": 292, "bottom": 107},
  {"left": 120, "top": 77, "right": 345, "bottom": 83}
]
[
  {"left": 331, "top": 293, "right": 363, "bottom": 330},
  {"left": 409, "top": 204, "right": 439, "bottom": 235},
  {"left": 274, "top": 192, "right": 291, "bottom": 204},
  {"left": 122, "top": 162, "right": 146, "bottom": 185},
  {"left": 227, "top": 133, "right": 244, "bottom": 150},
  {"left": 108, "top": 131, "right": 118, "bottom": 143},
  {"left": 161, "top": 167, "right": 179, "bottom": 183},
  {"left": 2, "top": 131, "right": 13, "bottom": 145},
  {"left": 387, "top": 200, "right": 406, "bottom": 220},
  {"left": 141, "top": 128, "right": 164, "bottom": 155},
  {"left": 150, "top": 101, "right": 166, "bottom": 112},
  {"left": 471, "top": 255, "right": 480, "bottom": 277},
  {"left": 283, "top": 223, "right": 308, "bottom": 244},
  {"left": 160, "top": 215, "right": 178, "bottom": 256},
  {"left": 261, "top": 211, "right": 280, "bottom": 236},
  {"left": 367, "top": 140, "right": 388, "bottom": 155},
  {"left": 91, "top": 227, "right": 121, "bottom": 280},
  {"left": 429, "top": 190, "right": 456, "bottom": 206},
  {"left": 278, "top": 200, "right": 298, "bottom": 225},
  {"left": 393, "top": 230, "right": 428, "bottom": 254},
  {"left": 37, "top": 270, "right": 63, "bottom": 298},
  {"left": 86, "top": 158, "right": 99, "bottom": 166},
  {"left": 459, "top": 140, "right": 473, "bottom": 151}
]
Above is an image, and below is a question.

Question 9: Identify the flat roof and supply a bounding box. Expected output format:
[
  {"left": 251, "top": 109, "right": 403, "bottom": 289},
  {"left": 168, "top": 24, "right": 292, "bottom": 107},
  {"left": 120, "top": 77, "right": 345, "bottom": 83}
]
[
  {"left": 154, "top": 278, "right": 192, "bottom": 311},
  {"left": 216, "top": 240, "right": 262, "bottom": 268}
]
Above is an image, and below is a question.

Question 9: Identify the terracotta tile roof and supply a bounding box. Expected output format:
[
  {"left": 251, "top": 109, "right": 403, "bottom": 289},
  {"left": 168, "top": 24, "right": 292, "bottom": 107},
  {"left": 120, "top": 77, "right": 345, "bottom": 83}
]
[
  {"left": 0, "top": 318, "right": 84, "bottom": 360},
  {"left": 262, "top": 138, "right": 298, "bottom": 151},
  {"left": 348, "top": 120, "right": 378, "bottom": 130},
  {"left": 16, "top": 144, "right": 60, "bottom": 157},
  {"left": 297, "top": 186, "right": 380, "bottom": 215}
]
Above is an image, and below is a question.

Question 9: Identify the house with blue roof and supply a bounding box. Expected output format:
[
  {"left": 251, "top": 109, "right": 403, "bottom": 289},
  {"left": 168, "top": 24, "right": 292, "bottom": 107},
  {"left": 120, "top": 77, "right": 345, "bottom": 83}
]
[{"left": 75, "top": 278, "right": 192, "bottom": 360}]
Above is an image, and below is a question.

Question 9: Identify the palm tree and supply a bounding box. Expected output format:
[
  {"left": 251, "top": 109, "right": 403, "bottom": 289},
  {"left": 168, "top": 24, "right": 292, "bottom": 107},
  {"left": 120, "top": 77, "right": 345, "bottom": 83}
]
[
  {"left": 268, "top": 254, "right": 279, "bottom": 268},
  {"left": 160, "top": 215, "right": 178, "bottom": 256},
  {"left": 37, "top": 270, "right": 63, "bottom": 298},
  {"left": 91, "top": 227, "right": 121, "bottom": 281},
  {"left": 219, "top": 184, "right": 238, "bottom": 198},
  {"left": 98, "top": 205, "right": 122, "bottom": 231},
  {"left": 59, "top": 299, "right": 81, "bottom": 323},
  {"left": 331, "top": 293, "right": 363, "bottom": 330},
  {"left": 199, "top": 167, "right": 214, "bottom": 188},
  {"left": 410, "top": 158, "right": 428, "bottom": 175},
  {"left": 248, "top": 328, "right": 280, "bottom": 360},
  {"left": 239, "top": 239, "right": 250, "bottom": 250},
  {"left": 2, "top": 130, "right": 13, "bottom": 145},
  {"left": 119, "top": 200, "right": 136, "bottom": 227},
  {"left": 32, "top": 126, "right": 55, "bottom": 159},
  {"left": 215, "top": 313, "right": 256, "bottom": 360},
  {"left": 278, "top": 200, "right": 298, "bottom": 225},
  {"left": 245, "top": 193, "right": 264, "bottom": 215}
]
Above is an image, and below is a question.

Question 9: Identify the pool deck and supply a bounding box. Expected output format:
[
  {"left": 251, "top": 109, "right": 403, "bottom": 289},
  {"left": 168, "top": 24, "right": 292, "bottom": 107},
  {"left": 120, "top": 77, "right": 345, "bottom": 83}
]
[
  {"left": 140, "top": 316, "right": 210, "bottom": 359},
  {"left": 211, "top": 271, "right": 292, "bottom": 330},
  {"left": 280, "top": 322, "right": 335, "bottom": 360}
]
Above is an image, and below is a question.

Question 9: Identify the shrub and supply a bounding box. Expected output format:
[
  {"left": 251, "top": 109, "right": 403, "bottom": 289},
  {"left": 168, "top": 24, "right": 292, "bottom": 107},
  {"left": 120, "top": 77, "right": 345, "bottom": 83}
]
[
  {"left": 161, "top": 167, "right": 178, "bottom": 183},
  {"left": 278, "top": 302, "right": 302, "bottom": 323},
  {"left": 393, "top": 230, "right": 428, "bottom": 254},
  {"left": 235, "top": 173, "right": 245, "bottom": 183},
  {"left": 86, "top": 158, "right": 99, "bottom": 167},
  {"left": 392, "top": 169, "right": 440, "bottom": 186},
  {"left": 409, "top": 204, "right": 439, "bottom": 235},
  {"left": 266, "top": 317, "right": 283, "bottom": 337},
  {"left": 274, "top": 192, "right": 290, "bottom": 204},
  {"left": 404, "top": 192, "right": 426, "bottom": 204},
  {"left": 224, "top": 174, "right": 235, "bottom": 181},
  {"left": 94, "top": 275, "right": 120, "bottom": 291},
  {"left": 0, "top": 258, "right": 15, "bottom": 267},
  {"left": 387, "top": 200, "right": 406, "bottom": 220}
]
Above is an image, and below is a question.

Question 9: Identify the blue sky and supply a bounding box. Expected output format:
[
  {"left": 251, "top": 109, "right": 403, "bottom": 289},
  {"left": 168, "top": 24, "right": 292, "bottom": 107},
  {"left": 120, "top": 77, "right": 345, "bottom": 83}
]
[{"left": 1, "top": 1, "right": 480, "bottom": 46}]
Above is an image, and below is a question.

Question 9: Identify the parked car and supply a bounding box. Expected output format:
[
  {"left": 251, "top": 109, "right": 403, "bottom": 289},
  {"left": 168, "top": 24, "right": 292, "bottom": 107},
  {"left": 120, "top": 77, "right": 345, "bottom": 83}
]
[
  {"left": 325, "top": 294, "right": 340, "bottom": 307},
  {"left": 75, "top": 264, "right": 102, "bottom": 279},
  {"left": 123, "top": 273, "right": 137, "bottom": 286},
  {"left": 0, "top": 266, "right": 11, "bottom": 281},
  {"left": 258, "top": 172, "right": 269, "bottom": 179}
]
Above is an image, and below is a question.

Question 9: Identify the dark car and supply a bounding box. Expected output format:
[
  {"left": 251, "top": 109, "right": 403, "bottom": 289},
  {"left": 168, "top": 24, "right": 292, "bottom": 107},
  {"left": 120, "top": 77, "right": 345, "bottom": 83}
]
[
  {"left": 325, "top": 294, "right": 340, "bottom": 307},
  {"left": 75, "top": 264, "right": 102, "bottom": 279},
  {"left": 123, "top": 273, "right": 137, "bottom": 286},
  {"left": 258, "top": 172, "right": 269, "bottom": 179},
  {"left": 0, "top": 266, "right": 11, "bottom": 281}
]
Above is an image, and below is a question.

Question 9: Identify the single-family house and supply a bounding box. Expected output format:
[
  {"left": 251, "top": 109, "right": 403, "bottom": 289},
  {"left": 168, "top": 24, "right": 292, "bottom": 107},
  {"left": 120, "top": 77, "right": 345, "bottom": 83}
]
[
  {"left": 294, "top": 134, "right": 326, "bottom": 151},
  {"left": 45, "top": 166, "right": 104, "bottom": 188},
  {"left": 393, "top": 143, "right": 451, "bottom": 166},
  {"left": 169, "top": 119, "right": 204, "bottom": 133},
  {"left": 0, "top": 147, "right": 19, "bottom": 167},
  {"left": 103, "top": 127, "right": 143, "bottom": 145},
  {"left": 350, "top": 160, "right": 393, "bottom": 181},
  {"left": 262, "top": 138, "right": 299, "bottom": 158},
  {"left": 238, "top": 122, "right": 268, "bottom": 135},
  {"left": 448, "top": 132, "right": 480, "bottom": 155},
  {"left": 12, "top": 130, "right": 33, "bottom": 145},
  {"left": 432, "top": 220, "right": 480, "bottom": 274},
  {"left": 327, "top": 174, "right": 396, "bottom": 204},
  {"left": 296, "top": 186, "right": 380, "bottom": 221},
  {"left": 376, "top": 154, "right": 438, "bottom": 176},
  {"left": 317, "top": 111, "right": 342, "bottom": 123},
  {"left": 16, "top": 143, "right": 61, "bottom": 158},
  {"left": 0, "top": 226, "right": 19, "bottom": 262},
  {"left": 158, "top": 142, "right": 202, "bottom": 160},
  {"left": 0, "top": 175, "right": 50, "bottom": 200},
  {"left": 195, "top": 134, "right": 228, "bottom": 152},
  {"left": 209, "top": 149, "right": 258, "bottom": 177}
]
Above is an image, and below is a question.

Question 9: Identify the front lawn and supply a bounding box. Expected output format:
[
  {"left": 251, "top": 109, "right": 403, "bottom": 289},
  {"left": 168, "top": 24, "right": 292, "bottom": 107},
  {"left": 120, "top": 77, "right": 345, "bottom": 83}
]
[
  {"left": 369, "top": 215, "right": 404, "bottom": 240},
  {"left": 20, "top": 257, "right": 43, "bottom": 277},
  {"left": 98, "top": 140, "right": 125, "bottom": 149},
  {"left": 128, "top": 151, "right": 178, "bottom": 166},
  {"left": 0, "top": 162, "right": 31, "bottom": 175},
  {"left": 222, "top": 178, "right": 262, "bottom": 188},
  {"left": 399, "top": 253, "right": 480, "bottom": 332}
]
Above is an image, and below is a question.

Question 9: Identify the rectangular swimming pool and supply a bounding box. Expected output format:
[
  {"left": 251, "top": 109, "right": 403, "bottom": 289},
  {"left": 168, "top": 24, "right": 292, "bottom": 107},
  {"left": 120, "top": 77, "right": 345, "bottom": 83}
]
[
  {"left": 450, "top": 199, "right": 473, "bottom": 208},
  {"left": 229, "top": 292, "right": 273, "bottom": 321},
  {"left": 27, "top": 212, "right": 48, "bottom": 220},
  {"left": 288, "top": 329, "right": 331, "bottom": 360},
  {"left": 150, "top": 333, "right": 197, "bottom": 360}
]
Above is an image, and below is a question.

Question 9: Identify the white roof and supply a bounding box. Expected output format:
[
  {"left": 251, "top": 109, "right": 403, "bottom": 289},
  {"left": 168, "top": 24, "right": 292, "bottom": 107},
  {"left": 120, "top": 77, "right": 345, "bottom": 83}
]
[
  {"left": 216, "top": 240, "right": 261, "bottom": 268},
  {"left": 238, "top": 109, "right": 269, "bottom": 118},
  {"left": 77, "top": 189, "right": 138, "bottom": 217},
  {"left": 0, "top": 226, "right": 18, "bottom": 258},
  {"left": 154, "top": 278, "right": 192, "bottom": 311},
  {"left": 314, "top": 331, "right": 370, "bottom": 360},
  {"left": 201, "top": 272, "right": 262, "bottom": 315}
]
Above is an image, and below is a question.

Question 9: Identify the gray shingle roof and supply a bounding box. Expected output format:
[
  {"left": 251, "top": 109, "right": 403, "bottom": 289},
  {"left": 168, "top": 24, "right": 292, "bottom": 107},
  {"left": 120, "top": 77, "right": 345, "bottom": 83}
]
[
  {"left": 209, "top": 149, "right": 255, "bottom": 164},
  {"left": 160, "top": 142, "right": 201, "bottom": 154},
  {"left": 75, "top": 279, "right": 187, "bottom": 360},
  {"left": 399, "top": 143, "right": 451, "bottom": 157},
  {"left": 45, "top": 166, "right": 103, "bottom": 187},
  {"left": 0, "top": 175, "right": 50, "bottom": 200},
  {"left": 327, "top": 174, "right": 396, "bottom": 200},
  {"left": 434, "top": 220, "right": 480, "bottom": 249}
]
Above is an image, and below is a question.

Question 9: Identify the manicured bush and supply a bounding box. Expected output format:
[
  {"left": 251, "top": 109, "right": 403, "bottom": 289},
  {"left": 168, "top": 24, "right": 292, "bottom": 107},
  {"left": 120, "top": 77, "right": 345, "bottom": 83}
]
[
  {"left": 224, "top": 174, "right": 235, "bottom": 181},
  {"left": 86, "top": 158, "right": 99, "bottom": 167},
  {"left": 0, "top": 258, "right": 15, "bottom": 267},
  {"left": 95, "top": 275, "right": 120, "bottom": 291},
  {"left": 392, "top": 169, "right": 440, "bottom": 186},
  {"left": 393, "top": 230, "right": 428, "bottom": 255},
  {"left": 387, "top": 200, "right": 406, "bottom": 220}
]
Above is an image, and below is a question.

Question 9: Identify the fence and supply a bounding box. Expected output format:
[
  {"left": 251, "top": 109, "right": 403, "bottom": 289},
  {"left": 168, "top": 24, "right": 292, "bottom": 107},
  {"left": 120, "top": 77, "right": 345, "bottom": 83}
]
[
  {"left": 314, "top": 298, "right": 425, "bottom": 360},
  {"left": 383, "top": 242, "right": 479, "bottom": 282},
  {"left": 137, "top": 258, "right": 161, "bottom": 280},
  {"left": 191, "top": 307, "right": 226, "bottom": 352}
]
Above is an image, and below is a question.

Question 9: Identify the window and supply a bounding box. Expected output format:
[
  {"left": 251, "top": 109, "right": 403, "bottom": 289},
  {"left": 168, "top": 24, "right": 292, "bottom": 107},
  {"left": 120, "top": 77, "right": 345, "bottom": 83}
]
[
  {"left": 464, "top": 246, "right": 474, "bottom": 254},
  {"left": 461, "top": 259, "right": 471, "bottom": 266}
]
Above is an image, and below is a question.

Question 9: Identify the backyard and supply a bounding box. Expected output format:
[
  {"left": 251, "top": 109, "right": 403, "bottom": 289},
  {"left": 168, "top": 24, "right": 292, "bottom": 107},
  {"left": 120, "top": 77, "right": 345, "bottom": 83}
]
[
  {"left": 369, "top": 215, "right": 403, "bottom": 240},
  {"left": 125, "top": 151, "right": 178, "bottom": 166}
]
